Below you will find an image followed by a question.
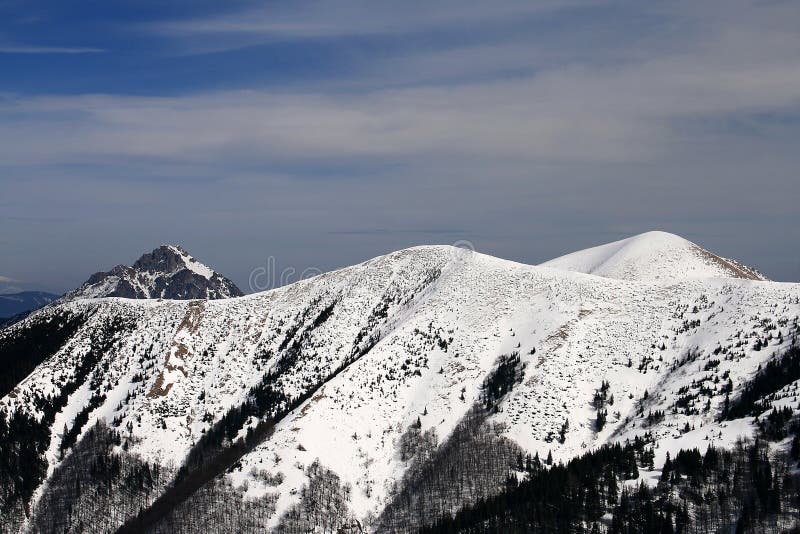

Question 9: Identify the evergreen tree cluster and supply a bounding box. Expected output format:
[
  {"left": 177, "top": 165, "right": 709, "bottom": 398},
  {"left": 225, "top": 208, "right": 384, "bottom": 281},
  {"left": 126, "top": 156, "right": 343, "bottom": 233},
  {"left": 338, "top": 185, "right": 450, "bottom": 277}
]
[
  {"left": 30, "top": 421, "right": 171, "bottom": 533},
  {"left": 273, "top": 459, "right": 356, "bottom": 533},
  {"left": 0, "top": 409, "right": 48, "bottom": 530},
  {"left": 0, "top": 314, "right": 132, "bottom": 527},
  {"left": 0, "top": 310, "right": 85, "bottom": 398},
  {"left": 422, "top": 438, "right": 796, "bottom": 533},
  {"left": 593, "top": 380, "right": 612, "bottom": 432},
  {"left": 421, "top": 441, "right": 639, "bottom": 533},
  {"left": 723, "top": 344, "right": 800, "bottom": 420},
  {"left": 378, "top": 408, "right": 524, "bottom": 532},
  {"left": 480, "top": 352, "right": 523, "bottom": 412},
  {"left": 380, "top": 353, "right": 530, "bottom": 532},
  {"left": 149, "top": 474, "right": 278, "bottom": 534}
]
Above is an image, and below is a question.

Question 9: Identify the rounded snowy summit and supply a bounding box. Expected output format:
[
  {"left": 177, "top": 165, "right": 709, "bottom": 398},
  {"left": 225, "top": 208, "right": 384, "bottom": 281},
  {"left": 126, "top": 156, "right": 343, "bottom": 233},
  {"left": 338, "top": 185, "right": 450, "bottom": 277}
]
[{"left": 540, "top": 231, "right": 765, "bottom": 282}]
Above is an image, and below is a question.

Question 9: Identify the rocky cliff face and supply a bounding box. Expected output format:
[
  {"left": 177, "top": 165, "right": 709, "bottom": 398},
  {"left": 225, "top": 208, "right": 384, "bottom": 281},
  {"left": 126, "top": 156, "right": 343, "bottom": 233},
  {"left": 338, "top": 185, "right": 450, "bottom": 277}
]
[{"left": 64, "top": 245, "right": 243, "bottom": 301}]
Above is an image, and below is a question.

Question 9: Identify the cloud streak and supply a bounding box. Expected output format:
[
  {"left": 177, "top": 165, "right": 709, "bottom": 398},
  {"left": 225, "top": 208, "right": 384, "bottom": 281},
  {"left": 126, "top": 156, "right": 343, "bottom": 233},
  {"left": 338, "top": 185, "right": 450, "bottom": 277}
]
[
  {"left": 153, "top": 0, "right": 594, "bottom": 40},
  {"left": 0, "top": 45, "right": 104, "bottom": 54},
  {"left": 2, "top": 36, "right": 798, "bottom": 168},
  {"left": 0, "top": 1, "right": 796, "bottom": 171}
]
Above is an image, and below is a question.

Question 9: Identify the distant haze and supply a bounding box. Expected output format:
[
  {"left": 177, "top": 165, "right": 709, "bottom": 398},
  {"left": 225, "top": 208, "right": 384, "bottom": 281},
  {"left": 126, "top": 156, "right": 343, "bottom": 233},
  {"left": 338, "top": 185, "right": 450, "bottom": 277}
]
[{"left": 1, "top": 0, "right": 798, "bottom": 293}]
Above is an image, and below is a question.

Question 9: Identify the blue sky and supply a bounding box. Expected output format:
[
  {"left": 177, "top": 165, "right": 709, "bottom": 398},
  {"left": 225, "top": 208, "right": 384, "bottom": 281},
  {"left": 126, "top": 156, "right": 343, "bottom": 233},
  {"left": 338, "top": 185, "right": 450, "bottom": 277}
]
[{"left": 1, "top": 0, "right": 799, "bottom": 293}]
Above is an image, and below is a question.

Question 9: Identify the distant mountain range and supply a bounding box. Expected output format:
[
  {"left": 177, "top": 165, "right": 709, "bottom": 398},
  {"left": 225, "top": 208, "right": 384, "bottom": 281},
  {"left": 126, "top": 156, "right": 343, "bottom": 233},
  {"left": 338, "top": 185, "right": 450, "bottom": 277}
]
[
  {"left": 0, "top": 291, "right": 59, "bottom": 320},
  {"left": 0, "top": 232, "right": 798, "bottom": 532}
]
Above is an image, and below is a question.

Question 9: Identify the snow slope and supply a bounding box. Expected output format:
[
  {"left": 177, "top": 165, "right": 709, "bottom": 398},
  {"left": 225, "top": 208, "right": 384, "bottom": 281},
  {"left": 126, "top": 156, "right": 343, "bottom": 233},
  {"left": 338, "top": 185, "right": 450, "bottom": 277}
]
[
  {"left": 1, "top": 233, "right": 797, "bottom": 531},
  {"left": 541, "top": 231, "right": 766, "bottom": 282}
]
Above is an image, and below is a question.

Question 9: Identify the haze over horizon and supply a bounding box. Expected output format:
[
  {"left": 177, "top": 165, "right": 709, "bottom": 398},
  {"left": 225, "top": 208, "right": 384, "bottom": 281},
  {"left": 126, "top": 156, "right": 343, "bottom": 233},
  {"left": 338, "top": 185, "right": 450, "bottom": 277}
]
[{"left": 2, "top": 0, "right": 799, "bottom": 293}]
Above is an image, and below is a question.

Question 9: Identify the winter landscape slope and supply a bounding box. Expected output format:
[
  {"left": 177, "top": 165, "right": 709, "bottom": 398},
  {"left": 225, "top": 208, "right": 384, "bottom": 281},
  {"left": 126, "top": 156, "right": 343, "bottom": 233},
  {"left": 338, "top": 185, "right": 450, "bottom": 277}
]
[
  {"left": 0, "top": 232, "right": 798, "bottom": 532},
  {"left": 541, "top": 230, "right": 766, "bottom": 282}
]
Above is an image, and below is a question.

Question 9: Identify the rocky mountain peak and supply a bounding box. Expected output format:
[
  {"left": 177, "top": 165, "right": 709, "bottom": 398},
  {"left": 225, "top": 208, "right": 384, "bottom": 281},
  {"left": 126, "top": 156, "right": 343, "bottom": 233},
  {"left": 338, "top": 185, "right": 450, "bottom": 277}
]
[{"left": 63, "top": 245, "right": 243, "bottom": 301}]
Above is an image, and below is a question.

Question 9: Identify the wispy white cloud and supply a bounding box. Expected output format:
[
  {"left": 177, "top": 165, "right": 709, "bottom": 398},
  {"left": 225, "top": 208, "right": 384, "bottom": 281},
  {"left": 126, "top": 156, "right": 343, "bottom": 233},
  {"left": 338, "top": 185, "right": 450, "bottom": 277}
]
[
  {"left": 148, "top": 0, "right": 602, "bottom": 55},
  {"left": 0, "top": 45, "right": 104, "bottom": 54},
  {"left": 154, "top": 0, "right": 594, "bottom": 39},
  {"left": 0, "top": 275, "right": 16, "bottom": 283},
  {"left": 0, "top": 0, "right": 797, "bottom": 204},
  {"left": 2, "top": 20, "right": 799, "bottom": 169}
]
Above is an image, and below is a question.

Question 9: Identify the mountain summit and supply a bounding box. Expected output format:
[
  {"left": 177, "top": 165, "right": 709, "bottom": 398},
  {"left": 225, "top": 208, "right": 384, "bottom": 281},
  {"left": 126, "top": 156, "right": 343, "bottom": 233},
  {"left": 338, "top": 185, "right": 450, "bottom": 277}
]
[
  {"left": 63, "top": 245, "right": 243, "bottom": 301},
  {"left": 1, "top": 237, "right": 794, "bottom": 532},
  {"left": 541, "top": 230, "right": 766, "bottom": 282}
]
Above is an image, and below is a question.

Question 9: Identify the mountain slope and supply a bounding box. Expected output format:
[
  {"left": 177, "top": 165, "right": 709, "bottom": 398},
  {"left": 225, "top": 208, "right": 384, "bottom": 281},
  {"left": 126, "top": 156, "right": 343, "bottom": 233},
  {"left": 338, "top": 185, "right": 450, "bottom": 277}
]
[
  {"left": 541, "top": 230, "right": 766, "bottom": 282},
  {"left": 0, "top": 235, "right": 797, "bottom": 532},
  {"left": 63, "top": 245, "right": 243, "bottom": 301}
]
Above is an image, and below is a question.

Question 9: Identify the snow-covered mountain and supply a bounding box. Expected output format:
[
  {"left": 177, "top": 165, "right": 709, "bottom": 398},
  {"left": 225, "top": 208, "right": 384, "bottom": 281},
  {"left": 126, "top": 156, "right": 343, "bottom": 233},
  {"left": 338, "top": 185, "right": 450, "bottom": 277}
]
[
  {"left": 0, "top": 232, "right": 797, "bottom": 532},
  {"left": 541, "top": 230, "right": 766, "bottom": 282},
  {"left": 62, "top": 245, "right": 243, "bottom": 301}
]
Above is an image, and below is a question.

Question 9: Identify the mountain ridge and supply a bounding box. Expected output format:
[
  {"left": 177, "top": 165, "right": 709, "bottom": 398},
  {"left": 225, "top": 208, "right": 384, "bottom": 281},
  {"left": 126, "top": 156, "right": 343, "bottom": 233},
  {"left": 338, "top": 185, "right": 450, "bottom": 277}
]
[{"left": 0, "top": 234, "right": 797, "bottom": 532}]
